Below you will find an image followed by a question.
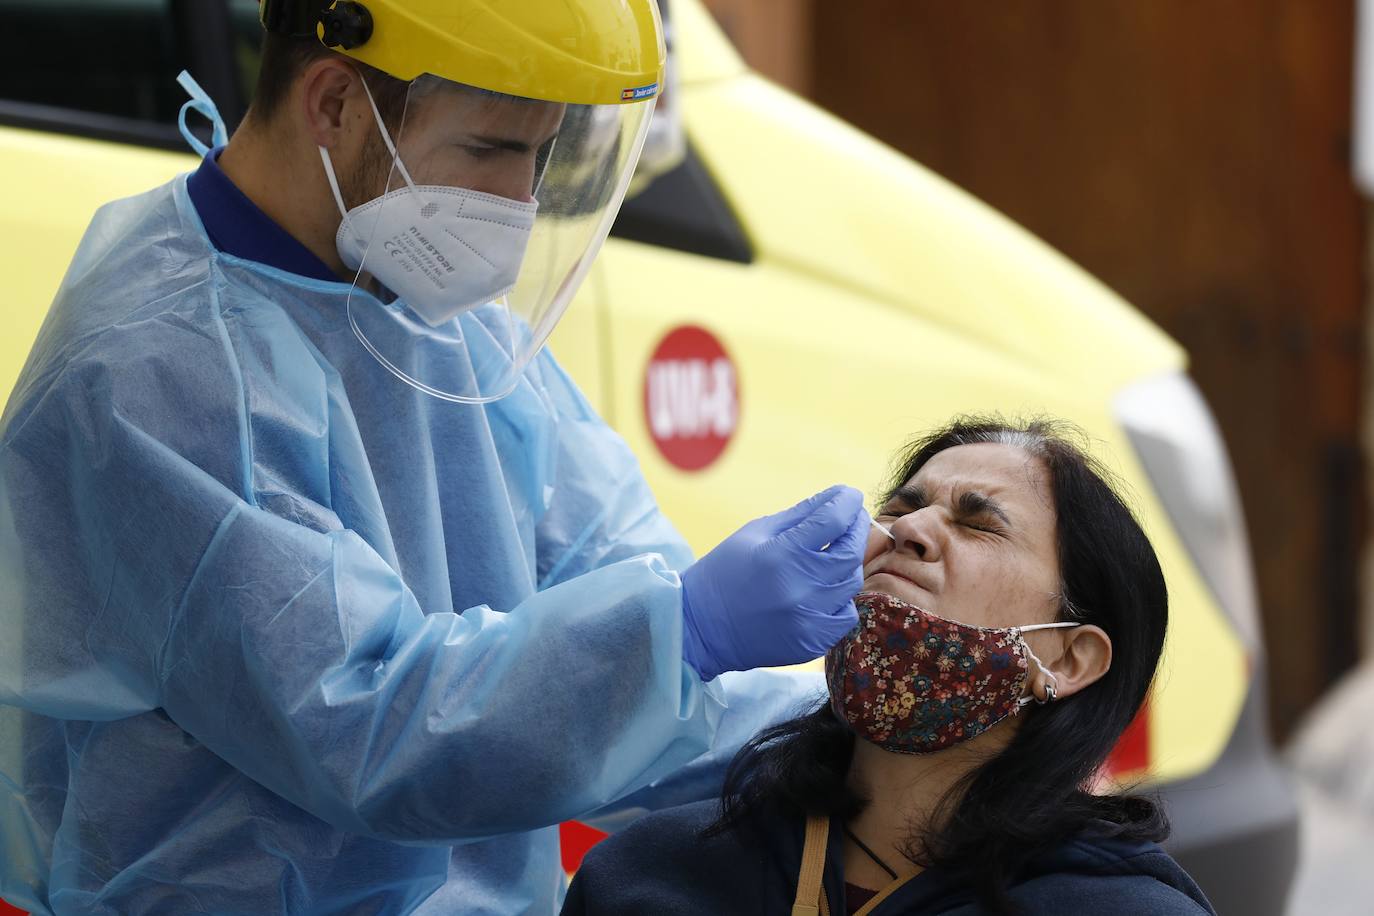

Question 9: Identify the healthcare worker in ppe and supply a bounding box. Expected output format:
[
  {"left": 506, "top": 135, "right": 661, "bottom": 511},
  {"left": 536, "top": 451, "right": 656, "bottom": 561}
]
[{"left": 0, "top": 1, "right": 870, "bottom": 914}]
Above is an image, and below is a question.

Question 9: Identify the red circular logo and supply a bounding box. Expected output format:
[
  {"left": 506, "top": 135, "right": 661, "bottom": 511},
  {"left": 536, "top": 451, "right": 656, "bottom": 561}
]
[{"left": 643, "top": 326, "right": 740, "bottom": 472}]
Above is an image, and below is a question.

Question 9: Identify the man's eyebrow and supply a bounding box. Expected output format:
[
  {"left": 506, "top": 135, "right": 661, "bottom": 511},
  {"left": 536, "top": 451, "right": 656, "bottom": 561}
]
[
  {"left": 956, "top": 490, "right": 1012, "bottom": 526},
  {"left": 467, "top": 131, "right": 559, "bottom": 154},
  {"left": 467, "top": 134, "right": 534, "bottom": 153}
]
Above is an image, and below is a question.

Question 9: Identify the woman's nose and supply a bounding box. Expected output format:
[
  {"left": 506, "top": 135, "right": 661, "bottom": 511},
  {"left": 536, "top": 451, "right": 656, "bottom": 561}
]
[{"left": 888, "top": 510, "right": 940, "bottom": 560}]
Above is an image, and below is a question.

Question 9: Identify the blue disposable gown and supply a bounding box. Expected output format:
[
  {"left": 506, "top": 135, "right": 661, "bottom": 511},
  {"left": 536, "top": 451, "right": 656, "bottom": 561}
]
[{"left": 0, "top": 177, "right": 821, "bottom": 915}]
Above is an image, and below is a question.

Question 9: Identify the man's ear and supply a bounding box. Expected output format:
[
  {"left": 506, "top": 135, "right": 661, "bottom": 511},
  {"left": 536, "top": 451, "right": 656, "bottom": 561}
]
[
  {"left": 299, "top": 58, "right": 364, "bottom": 149},
  {"left": 1032, "top": 624, "right": 1112, "bottom": 701}
]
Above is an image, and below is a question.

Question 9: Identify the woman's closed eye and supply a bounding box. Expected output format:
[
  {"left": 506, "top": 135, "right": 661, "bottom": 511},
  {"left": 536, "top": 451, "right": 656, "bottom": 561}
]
[{"left": 960, "top": 517, "right": 1005, "bottom": 536}]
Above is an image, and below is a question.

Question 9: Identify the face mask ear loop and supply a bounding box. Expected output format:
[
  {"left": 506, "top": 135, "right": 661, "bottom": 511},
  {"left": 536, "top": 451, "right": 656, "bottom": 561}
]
[
  {"left": 318, "top": 147, "right": 349, "bottom": 217},
  {"left": 318, "top": 146, "right": 365, "bottom": 250},
  {"left": 356, "top": 73, "right": 421, "bottom": 198},
  {"left": 1015, "top": 622, "right": 1079, "bottom": 707}
]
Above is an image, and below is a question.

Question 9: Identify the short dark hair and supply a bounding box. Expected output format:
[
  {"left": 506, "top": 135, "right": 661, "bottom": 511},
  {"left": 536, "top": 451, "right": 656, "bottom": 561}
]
[
  {"left": 248, "top": 32, "right": 408, "bottom": 130},
  {"left": 709, "top": 415, "right": 1170, "bottom": 915}
]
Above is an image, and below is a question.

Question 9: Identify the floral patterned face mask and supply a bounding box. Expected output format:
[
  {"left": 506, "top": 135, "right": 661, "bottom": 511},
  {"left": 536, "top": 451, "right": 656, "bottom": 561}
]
[{"left": 824, "top": 592, "right": 1079, "bottom": 755}]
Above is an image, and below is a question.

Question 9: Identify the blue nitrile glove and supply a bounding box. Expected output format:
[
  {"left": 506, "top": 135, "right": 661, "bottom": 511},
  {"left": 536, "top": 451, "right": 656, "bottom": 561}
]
[{"left": 679, "top": 484, "right": 868, "bottom": 681}]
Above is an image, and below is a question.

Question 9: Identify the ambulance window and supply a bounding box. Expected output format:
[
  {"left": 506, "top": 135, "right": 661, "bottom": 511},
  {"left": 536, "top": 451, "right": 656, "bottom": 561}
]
[
  {"left": 0, "top": 0, "right": 185, "bottom": 135},
  {"left": 608, "top": 0, "right": 754, "bottom": 263},
  {"left": 611, "top": 143, "right": 755, "bottom": 264}
]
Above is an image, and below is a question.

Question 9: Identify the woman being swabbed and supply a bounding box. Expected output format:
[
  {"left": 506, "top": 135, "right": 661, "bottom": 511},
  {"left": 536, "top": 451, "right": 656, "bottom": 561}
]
[{"left": 562, "top": 417, "right": 1215, "bottom": 916}]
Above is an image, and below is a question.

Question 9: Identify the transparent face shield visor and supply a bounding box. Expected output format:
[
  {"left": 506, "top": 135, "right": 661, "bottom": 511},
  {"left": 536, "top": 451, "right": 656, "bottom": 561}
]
[{"left": 331, "top": 73, "right": 656, "bottom": 403}]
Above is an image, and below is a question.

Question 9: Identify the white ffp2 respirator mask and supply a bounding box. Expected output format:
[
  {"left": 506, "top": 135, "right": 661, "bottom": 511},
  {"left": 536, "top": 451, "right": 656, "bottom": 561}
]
[{"left": 318, "top": 84, "right": 539, "bottom": 328}]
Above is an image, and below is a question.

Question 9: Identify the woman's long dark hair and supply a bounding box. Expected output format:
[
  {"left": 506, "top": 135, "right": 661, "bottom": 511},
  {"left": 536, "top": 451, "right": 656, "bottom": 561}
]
[{"left": 707, "top": 417, "right": 1170, "bottom": 914}]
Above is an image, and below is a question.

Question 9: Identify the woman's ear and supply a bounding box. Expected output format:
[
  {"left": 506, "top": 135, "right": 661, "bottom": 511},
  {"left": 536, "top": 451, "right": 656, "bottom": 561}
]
[{"left": 1033, "top": 624, "right": 1112, "bottom": 701}]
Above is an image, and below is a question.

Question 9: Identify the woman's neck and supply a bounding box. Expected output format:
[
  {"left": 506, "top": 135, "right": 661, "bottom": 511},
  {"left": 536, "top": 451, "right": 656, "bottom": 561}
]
[{"left": 841, "top": 729, "right": 1015, "bottom": 889}]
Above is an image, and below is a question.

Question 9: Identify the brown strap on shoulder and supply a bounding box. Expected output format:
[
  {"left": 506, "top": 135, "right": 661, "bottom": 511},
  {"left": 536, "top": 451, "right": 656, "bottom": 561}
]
[
  {"left": 853, "top": 870, "right": 920, "bottom": 916},
  {"left": 792, "top": 815, "right": 831, "bottom": 916}
]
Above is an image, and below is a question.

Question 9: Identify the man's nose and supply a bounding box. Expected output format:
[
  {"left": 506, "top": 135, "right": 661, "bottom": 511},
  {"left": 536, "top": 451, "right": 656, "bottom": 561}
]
[{"left": 477, "top": 160, "right": 538, "bottom": 202}]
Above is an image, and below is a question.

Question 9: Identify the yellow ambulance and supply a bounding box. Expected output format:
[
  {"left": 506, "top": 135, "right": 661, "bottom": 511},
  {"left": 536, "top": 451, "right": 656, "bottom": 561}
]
[{"left": 0, "top": 1, "right": 1295, "bottom": 913}]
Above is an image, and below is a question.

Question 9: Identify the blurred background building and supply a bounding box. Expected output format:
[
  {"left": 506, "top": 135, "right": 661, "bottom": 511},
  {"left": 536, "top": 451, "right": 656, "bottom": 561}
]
[{"left": 702, "top": 0, "right": 1369, "bottom": 744}]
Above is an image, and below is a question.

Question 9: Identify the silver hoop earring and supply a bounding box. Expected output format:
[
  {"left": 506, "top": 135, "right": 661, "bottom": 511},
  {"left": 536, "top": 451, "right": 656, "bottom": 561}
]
[{"left": 1036, "top": 682, "right": 1057, "bottom": 705}]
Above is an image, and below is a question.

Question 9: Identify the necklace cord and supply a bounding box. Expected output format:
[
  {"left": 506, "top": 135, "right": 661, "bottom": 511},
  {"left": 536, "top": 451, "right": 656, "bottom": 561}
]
[{"left": 842, "top": 824, "right": 899, "bottom": 881}]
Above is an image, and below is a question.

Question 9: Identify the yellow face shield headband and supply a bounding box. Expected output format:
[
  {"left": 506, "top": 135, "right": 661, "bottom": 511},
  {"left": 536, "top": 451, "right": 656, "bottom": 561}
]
[{"left": 259, "top": 0, "right": 665, "bottom": 107}]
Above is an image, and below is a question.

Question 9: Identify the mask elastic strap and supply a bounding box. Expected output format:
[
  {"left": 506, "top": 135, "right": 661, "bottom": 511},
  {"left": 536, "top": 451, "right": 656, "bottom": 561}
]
[
  {"left": 1015, "top": 622, "right": 1080, "bottom": 708},
  {"left": 319, "top": 146, "right": 351, "bottom": 219},
  {"left": 176, "top": 70, "right": 229, "bottom": 159},
  {"left": 1018, "top": 622, "right": 1081, "bottom": 633},
  {"left": 317, "top": 145, "right": 372, "bottom": 256},
  {"left": 356, "top": 74, "right": 420, "bottom": 194},
  {"left": 317, "top": 71, "right": 418, "bottom": 248}
]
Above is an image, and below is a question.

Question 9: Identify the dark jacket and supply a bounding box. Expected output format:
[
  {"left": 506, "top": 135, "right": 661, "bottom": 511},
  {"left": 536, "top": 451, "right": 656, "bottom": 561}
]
[{"left": 561, "top": 799, "right": 1215, "bottom": 915}]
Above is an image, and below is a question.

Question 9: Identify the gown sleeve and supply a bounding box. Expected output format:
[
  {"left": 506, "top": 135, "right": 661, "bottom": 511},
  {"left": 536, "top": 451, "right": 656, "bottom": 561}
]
[
  {"left": 527, "top": 351, "right": 828, "bottom": 832},
  {"left": 0, "top": 330, "right": 727, "bottom": 844}
]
